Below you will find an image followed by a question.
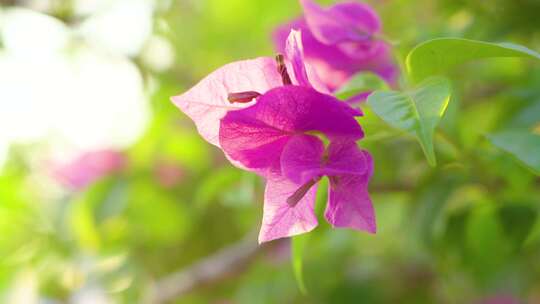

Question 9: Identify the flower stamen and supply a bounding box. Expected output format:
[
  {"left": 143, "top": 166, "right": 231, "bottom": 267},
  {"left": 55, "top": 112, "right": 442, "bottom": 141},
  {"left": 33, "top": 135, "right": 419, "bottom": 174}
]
[
  {"left": 287, "top": 177, "right": 321, "bottom": 206},
  {"left": 227, "top": 91, "right": 262, "bottom": 103},
  {"left": 275, "top": 54, "right": 292, "bottom": 85}
]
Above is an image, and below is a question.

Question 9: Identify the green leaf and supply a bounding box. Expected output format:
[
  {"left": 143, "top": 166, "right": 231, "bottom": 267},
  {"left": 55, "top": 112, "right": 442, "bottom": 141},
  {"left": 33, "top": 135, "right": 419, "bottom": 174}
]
[
  {"left": 487, "top": 130, "right": 540, "bottom": 174},
  {"left": 498, "top": 204, "right": 537, "bottom": 250},
  {"left": 367, "top": 77, "right": 452, "bottom": 166},
  {"left": 525, "top": 216, "right": 540, "bottom": 248},
  {"left": 466, "top": 204, "right": 512, "bottom": 279},
  {"left": 406, "top": 38, "right": 540, "bottom": 82},
  {"left": 415, "top": 175, "right": 459, "bottom": 246},
  {"left": 193, "top": 167, "right": 242, "bottom": 208},
  {"left": 291, "top": 234, "right": 310, "bottom": 295},
  {"left": 334, "top": 72, "right": 388, "bottom": 100}
]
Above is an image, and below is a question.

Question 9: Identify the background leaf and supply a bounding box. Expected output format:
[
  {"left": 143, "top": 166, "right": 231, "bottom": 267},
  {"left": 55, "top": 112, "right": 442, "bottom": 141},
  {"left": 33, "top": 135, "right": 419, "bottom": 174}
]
[
  {"left": 406, "top": 38, "right": 540, "bottom": 82},
  {"left": 465, "top": 203, "right": 513, "bottom": 282},
  {"left": 487, "top": 130, "right": 540, "bottom": 174},
  {"left": 367, "top": 77, "right": 452, "bottom": 166}
]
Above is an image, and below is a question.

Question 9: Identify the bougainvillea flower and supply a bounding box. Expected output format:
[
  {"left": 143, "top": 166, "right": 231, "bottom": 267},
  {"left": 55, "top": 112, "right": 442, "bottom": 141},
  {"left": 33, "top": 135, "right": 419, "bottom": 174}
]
[
  {"left": 171, "top": 27, "right": 374, "bottom": 243},
  {"left": 259, "top": 135, "right": 375, "bottom": 243},
  {"left": 219, "top": 85, "right": 363, "bottom": 173},
  {"left": 52, "top": 149, "right": 125, "bottom": 190},
  {"left": 218, "top": 86, "right": 373, "bottom": 242},
  {"left": 171, "top": 30, "right": 327, "bottom": 147},
  {"left": 273, "top": 0, "right": 398, "bottom": 92}
]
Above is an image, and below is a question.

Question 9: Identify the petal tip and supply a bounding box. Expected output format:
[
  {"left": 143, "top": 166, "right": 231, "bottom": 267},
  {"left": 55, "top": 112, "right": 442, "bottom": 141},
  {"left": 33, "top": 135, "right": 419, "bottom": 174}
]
[
  {"left": 366, "top": 222, "right": 377, "bottom": 234},
  {"left": 169, "top": 94, "right": 180, "bottom": 106}
]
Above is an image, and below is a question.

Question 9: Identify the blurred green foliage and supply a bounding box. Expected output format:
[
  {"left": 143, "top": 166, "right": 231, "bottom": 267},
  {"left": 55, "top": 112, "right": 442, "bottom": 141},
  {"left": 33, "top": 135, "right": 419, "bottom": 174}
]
[{"left": 0, "top": 0, "right": 539, "bottom": 303}]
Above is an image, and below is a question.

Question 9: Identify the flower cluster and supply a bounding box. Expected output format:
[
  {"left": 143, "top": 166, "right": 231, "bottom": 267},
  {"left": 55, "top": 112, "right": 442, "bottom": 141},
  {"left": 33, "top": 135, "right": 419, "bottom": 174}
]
[{"left": 172, "top": 0, "right": 396, "bottom": 243}]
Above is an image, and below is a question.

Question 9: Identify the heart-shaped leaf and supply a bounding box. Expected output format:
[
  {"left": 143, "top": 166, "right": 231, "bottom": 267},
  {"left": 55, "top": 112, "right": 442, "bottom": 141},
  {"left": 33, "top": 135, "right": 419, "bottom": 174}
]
[
  {"left": 367, "top": 77, "right": 452, "bottom": 166},
  {"left": 407, "top": 38, "right": 540, "bottom": 82}
]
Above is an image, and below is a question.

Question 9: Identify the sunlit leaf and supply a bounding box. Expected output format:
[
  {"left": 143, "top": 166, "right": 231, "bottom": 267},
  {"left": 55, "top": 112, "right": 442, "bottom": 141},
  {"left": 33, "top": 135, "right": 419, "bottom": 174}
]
[
  {"left": 367, "top": 77, "right": 452, "bottom": 166},
  {"left": 487, "top": 130, "right": 540, "bottom": 174},
  {"left": 407, "top": 38, "right": 540, "bottom": 82}
]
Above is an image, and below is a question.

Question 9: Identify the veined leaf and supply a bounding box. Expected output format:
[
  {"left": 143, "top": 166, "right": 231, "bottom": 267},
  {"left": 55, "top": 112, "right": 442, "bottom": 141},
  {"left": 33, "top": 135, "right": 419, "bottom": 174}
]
[
  {"left": 407, "top": 38, "right": 540, "bottom": 82},
  {"left": 487, "top": 130, "right": 540, "bottom": 175},
  {"left": 367, "top": 77, "right": 452, "bottom": 166}
]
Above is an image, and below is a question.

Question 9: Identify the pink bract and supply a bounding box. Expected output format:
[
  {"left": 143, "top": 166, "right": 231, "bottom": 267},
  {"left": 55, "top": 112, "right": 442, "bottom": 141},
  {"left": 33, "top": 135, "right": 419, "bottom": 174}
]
[
  {"left": 171, "top": 57, "right": 282, "bottom": 147},
  {"left": 219, "top": 85, "right": 363, "bottom": 174},
  {"left": 258, "top": 135, "right": 375, "bottom": 243}
]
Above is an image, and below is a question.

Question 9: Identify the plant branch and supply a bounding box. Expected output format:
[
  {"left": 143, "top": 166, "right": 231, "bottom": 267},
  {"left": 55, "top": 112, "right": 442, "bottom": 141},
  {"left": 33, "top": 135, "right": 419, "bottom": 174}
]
[{"left": 144, "top": 231, "right": 269, "bottom": 303}]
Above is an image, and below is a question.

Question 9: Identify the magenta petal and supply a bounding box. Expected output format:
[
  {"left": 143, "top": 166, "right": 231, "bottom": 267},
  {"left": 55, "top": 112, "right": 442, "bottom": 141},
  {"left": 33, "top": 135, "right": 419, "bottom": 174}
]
[
  {"left": 367, "top": 43, "right": 400, "bottom": 84},
  {"left": 273, "top": 20, "right": 350, "bottom": 90},
  {"left": 219, "top": 85, "right": 363, "bottom": 171},
  {"left": 284, "top": 29, "right": 329, "bottom": 94},
  {"left": 337, "top": 39, "right": 385, "bottom": 61},
  {"left": 330, "top": 1, "right": 381, "bottom": 34},
  {"left": 300, "top": 0, "right": 378, "bottom": 45},
  {"left": 273, "top": 3, "right": 397, "bottom": 91},
  {"left": 302, "top": 59, "right": 331, "bottom": 94},
  {"left": 259, "top": 173, "right": 318, "bottom": 243},
  {"left": 281, "top": 137, "right": 368, "bottom": 185},
  {"left": 273, "top": 24, "right": 396, "bottom": 91},
  {"left": 171, "top": 57, "right": 282, "bottom": 146},
  {"left": 325, "top": 140, "right": 368, "bottom": 176},
  {"left": 280, "top": 135, "right": 325, "bottom": 184},
  {"left": 324, "top": 150, "right": 376, "bottom": 233}
]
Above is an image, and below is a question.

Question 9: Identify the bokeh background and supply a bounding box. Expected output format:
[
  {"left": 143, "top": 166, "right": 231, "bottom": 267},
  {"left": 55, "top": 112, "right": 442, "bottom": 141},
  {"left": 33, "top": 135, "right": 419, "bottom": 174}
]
[{"left": 1, "top": 0, "right": 540, "bottom": 303}]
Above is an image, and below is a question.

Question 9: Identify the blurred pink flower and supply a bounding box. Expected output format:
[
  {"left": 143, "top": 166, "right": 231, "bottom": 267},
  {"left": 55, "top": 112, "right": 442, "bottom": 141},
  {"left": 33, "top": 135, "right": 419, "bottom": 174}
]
[
  {"left": 52, "top": 149, "right": 126, "bottom": 190},
  {"left": 154, "top": 160, "right": 184, "bottom": 188},
  {"left": 273, "top": 0, "right": 398, "bottom": 92}
]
